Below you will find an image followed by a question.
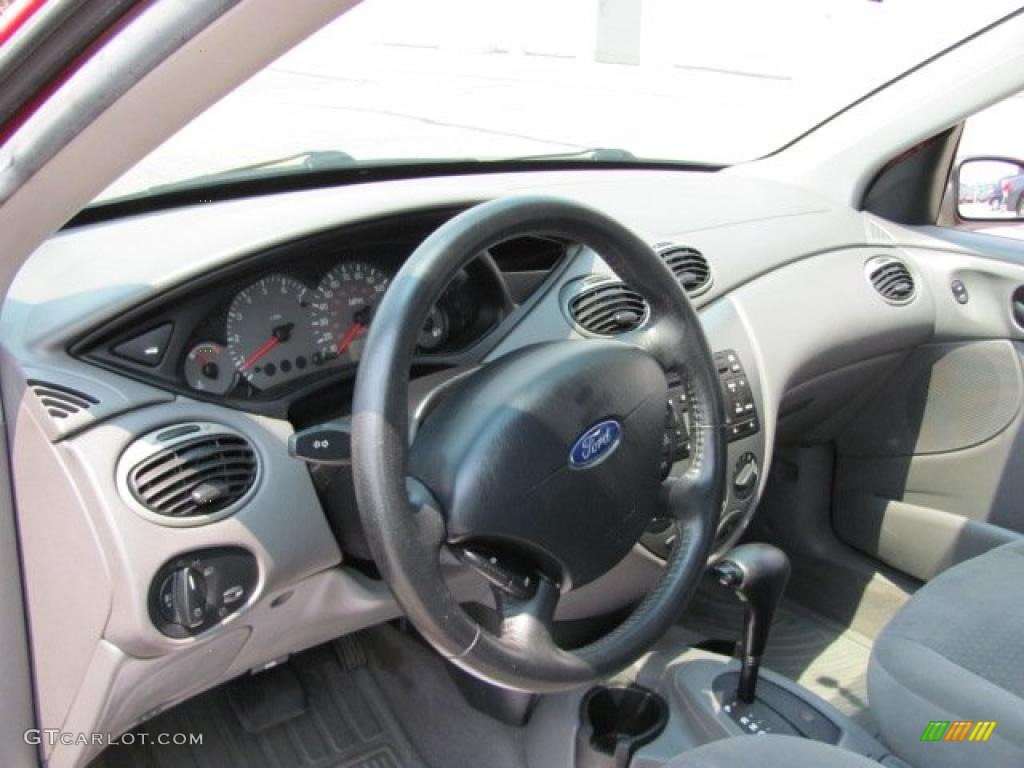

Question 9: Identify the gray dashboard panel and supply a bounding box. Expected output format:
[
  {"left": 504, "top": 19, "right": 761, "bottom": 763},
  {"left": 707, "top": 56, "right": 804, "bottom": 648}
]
[
  {"left": 3, "top": 169, "right": 864, "bottom": 348},
  {"left": 729, "top": 245, "right": 936, "bottom": 432},
  {"left": 60, "top": 399, "right": 343, "bottom": 656},
  {"left": 5, "top": 382, "right": 114, "bottom": 754}
]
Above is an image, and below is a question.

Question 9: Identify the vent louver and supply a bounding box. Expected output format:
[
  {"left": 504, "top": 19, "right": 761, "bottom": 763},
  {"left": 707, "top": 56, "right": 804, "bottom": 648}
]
[
  {"left": 28, "top": 380, "right": 98, "bottom": 419},
  {"left": 127, "top": 433, "right": 257, "bottom": 518},
  {"left": 866, "top": 256, "right": 916, "bottom": 304},
  {"left": 660, "top": 246, "right": 712, "bottom": 296},
  {"left": 567, "top": 280, "right": 648, "bottom": 335}
]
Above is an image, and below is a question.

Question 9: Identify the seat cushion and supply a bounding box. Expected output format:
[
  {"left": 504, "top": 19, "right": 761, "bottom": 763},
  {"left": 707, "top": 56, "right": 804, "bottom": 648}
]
[
  {"left": 868, "top": 539, "right": 1024, "bottom": 768},
  {"left": 663, "top": 734, "right": 879, "bottom": 767}
]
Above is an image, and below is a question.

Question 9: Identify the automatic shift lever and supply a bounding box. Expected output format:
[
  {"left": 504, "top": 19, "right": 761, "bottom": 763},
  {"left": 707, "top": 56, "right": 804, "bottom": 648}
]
[{"left": 712, "top": 543, "right": 790, "bottom": 703}]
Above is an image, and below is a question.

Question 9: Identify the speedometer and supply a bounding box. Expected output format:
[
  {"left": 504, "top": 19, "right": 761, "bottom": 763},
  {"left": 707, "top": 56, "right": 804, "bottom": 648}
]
[
  {"left": 225, "top": 274, "right": 316, "bottom": 391},
  {"left": 310, "top": 262, "right": 390, "bottom": 364}
]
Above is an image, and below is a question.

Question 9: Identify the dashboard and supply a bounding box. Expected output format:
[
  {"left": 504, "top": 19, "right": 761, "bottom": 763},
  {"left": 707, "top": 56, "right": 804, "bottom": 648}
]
[{"left": 0, "top": 167, "right": 954, "bottom": 768}]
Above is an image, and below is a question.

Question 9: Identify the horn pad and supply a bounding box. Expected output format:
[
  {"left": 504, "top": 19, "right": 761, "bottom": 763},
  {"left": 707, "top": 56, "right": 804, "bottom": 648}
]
[{"left": 409, "top": 340, "right": 668, "bottom": 588}]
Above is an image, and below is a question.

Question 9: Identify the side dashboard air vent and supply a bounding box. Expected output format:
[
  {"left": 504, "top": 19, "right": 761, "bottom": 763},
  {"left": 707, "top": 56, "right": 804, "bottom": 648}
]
[
  {"left": 567, "top": 279, "right": 648, "bottom": 336},
  {"left": 28, "top": 379, "right": 99, "bottom": 419},
  {"left": 125, "top": 427, "right": 258, "bottom": 521},
  {"left": 660, "top": 246, "right": 712, "bottom": 296},
  {"left": 866, "top": 256, "right": 916, "bottom": 304}
]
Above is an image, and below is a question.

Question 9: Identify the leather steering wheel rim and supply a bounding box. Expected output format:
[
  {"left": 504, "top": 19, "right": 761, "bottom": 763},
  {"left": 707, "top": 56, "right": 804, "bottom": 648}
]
[{"left": 352, "top": 195, "right": 727, "bottom": 692}]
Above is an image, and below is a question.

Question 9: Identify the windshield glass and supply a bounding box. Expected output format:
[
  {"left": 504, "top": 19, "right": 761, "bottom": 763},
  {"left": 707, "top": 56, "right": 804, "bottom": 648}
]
[{"left": 96, "top": 0, "right": 1020, "bottom": 203}]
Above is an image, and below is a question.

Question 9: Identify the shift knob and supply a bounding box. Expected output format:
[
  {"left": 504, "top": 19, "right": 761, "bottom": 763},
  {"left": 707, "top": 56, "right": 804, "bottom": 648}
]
[{"left": 713, "top": 543, "right": 790, "bottom": 702}]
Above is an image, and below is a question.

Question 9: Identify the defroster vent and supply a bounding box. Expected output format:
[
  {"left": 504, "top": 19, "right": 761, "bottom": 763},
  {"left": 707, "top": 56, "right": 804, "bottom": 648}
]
[
  {"left": 567, "top": 279, "right": 648, "bottom": 336},
  {"left": 124, "top": 425, "right": 258, "bottom": 521},
  {"left": 28, "top": 379, "right": 98, "bottom": 420}
]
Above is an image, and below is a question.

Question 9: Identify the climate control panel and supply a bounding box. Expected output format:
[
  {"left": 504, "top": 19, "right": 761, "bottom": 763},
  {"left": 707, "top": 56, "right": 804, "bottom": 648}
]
[{"left": 659, "top": 350, "right": 760, "bottom": 477}]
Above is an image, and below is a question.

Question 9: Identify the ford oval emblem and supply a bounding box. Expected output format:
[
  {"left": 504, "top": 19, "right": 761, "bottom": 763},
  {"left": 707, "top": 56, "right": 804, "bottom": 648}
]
[{"left": 569, "top": 420, "right": 622, "bottom": 469}]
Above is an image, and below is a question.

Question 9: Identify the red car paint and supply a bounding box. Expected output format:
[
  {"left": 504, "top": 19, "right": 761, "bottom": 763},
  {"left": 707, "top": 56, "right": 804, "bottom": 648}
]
[{"left": 0, "top": 0, "right": 47, "bottom": 48}]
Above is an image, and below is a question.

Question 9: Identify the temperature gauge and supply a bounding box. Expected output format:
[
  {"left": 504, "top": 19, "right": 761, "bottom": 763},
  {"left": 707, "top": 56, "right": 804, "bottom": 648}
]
[{"left": 183, "top": 342, "right": 235, "bottom": 395}]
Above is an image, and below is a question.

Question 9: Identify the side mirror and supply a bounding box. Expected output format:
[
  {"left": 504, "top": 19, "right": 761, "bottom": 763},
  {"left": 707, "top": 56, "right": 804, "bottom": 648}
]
[{"left": 956, "top": 156, "right": 1024, "bottom": 221}]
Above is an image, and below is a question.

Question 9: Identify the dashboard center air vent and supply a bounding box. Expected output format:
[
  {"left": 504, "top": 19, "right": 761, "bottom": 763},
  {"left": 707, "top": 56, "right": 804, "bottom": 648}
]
[
  {"left": 120, "top": 423, "right": 258, "bottom": 525},
  {"left": 659, "top": 245, "right": 712, "bottom": 297},
  {"left": 566, "top": 278, "right": 648, "bottom": 336},
  {"left": 866, "top": 256, "right": 916, "bottom": 305},
  {"left": 28, "top": 379, "right": 98, "bottom": 419}
]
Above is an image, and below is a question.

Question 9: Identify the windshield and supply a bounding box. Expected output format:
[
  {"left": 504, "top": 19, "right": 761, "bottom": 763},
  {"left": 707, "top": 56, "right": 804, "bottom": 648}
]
[{"left": 95, "top": 0, "right": 1021, "bottom": 203}]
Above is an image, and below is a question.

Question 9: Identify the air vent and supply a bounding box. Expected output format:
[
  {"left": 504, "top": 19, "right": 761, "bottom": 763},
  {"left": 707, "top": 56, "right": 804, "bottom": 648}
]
[
  {"left": 866, "top": 256, "right": 916, "bottom": 304},
  {"left": 127, "top": 432, "right": 257, "bottom": 519},
  {"left": 567, "top": 279, "right": 648, "bottom": 336},
  {"left": 28, "top": 379, "right": 99, "bottom": 419},
  {"left": 660, "top": 246, "right": 712, "bottom": 296}
]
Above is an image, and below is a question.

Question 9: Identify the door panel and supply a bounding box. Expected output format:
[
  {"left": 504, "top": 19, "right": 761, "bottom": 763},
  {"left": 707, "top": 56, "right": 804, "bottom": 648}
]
[{"left": 834, "top": 245, "right": 1024, "bottom": 582}]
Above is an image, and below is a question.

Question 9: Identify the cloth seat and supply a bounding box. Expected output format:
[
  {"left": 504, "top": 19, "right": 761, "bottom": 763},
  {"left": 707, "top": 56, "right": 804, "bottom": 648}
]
[
  {"left": 868, "top": 539, "right": 1024, "bottom": 768},
  {"left": 663, "top": 734, "right": 879, "bottom": 767}
]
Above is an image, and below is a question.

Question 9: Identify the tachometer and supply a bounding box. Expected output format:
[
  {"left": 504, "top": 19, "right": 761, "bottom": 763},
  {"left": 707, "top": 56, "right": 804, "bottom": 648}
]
[
  {"left": 310, "top": 262, "right": 390, "bottom": 364},
  {"left": 225, "top": 274, "right": 316, "bottom": 391}
]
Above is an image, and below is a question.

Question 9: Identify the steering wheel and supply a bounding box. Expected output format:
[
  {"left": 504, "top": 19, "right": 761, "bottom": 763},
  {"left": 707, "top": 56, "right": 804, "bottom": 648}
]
[{"left": 352, "top": 196, "right": 726, "bottom": 692}]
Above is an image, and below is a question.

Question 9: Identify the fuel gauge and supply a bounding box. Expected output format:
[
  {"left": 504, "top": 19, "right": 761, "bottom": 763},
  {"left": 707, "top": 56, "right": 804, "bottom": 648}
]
[{"left": 184, "top": 341, "right": 235, "bottom": 395}]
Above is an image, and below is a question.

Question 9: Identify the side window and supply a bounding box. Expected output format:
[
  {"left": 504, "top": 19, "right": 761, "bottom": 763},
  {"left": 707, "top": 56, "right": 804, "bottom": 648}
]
[{"left": 950, "top": 92, "right": 1024, "bottom": 236}]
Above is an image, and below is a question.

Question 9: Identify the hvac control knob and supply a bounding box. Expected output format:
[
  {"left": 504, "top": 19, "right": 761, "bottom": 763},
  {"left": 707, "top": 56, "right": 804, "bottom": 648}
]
[{"left": 732, "top": 452, "right": 759, "bottom": 500}]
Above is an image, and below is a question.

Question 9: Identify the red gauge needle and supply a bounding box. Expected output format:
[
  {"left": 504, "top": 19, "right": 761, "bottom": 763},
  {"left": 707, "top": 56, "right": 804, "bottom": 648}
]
[
  {"left": 240, "top": 336, "right": 280, "bottom": 370},
  {"left": 241, "top": 323, "right": 293, "bottom": 371},
  {"left": 336, "top": 323, "right": 365, "bottom": 356}
]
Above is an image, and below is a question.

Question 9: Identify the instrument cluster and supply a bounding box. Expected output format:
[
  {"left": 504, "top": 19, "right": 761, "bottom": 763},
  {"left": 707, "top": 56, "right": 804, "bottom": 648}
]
[
  {"left": 182, "top": 255, "right": 492, "bottom": 398},
  {"left": 75, "top": 219, "right": 512, "bottom": 415}
]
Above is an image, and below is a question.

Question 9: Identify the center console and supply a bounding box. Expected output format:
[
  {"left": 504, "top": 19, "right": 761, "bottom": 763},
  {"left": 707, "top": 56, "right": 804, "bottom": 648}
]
[{"left": 524, "top": 542, "right": 905, "bottom": 768}]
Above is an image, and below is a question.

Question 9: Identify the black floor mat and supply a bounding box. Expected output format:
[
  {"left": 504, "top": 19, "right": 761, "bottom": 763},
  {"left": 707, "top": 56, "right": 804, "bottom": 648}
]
[{"left": 92, "top": 636, "right": 427, "bottom": 768}]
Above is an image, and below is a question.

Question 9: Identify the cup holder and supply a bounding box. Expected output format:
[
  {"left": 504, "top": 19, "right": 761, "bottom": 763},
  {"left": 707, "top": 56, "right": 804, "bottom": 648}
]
[{"left": 576, "top": 685, "right": 669, "bottom": 768}]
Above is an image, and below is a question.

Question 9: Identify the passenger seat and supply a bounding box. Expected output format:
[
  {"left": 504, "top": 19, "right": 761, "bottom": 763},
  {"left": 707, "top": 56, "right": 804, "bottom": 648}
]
[{"left": 868, "top": 539, "right": 1024, "bottom": 768}]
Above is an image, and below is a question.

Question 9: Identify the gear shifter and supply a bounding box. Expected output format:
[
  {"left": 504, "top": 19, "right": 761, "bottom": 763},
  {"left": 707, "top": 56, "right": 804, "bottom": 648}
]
[{"left": 712, "top": 543, "right": 790, "bottom": 703}]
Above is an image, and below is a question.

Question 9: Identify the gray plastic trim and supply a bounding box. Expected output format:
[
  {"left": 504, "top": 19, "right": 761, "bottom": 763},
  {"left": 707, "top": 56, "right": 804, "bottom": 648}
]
[
  {"left": 0, "top": 0, "right": 241, "bottom": 206},
  {"left": 834, "top": 494, "right": 1021, "bottom": 582},
  {"left": 0, "top": 395, "right": 41, "bottom": 768}
]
